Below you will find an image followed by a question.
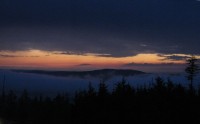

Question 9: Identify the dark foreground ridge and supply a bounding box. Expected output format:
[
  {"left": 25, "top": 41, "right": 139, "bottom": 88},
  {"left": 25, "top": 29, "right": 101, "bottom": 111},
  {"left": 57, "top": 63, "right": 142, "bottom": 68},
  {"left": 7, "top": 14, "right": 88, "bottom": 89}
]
[
  {"left": 0, "top": 77, "right": 200, "bottom": 124},
  {"left": 12, "top": 69, "right": 145, "bottom": 78}
]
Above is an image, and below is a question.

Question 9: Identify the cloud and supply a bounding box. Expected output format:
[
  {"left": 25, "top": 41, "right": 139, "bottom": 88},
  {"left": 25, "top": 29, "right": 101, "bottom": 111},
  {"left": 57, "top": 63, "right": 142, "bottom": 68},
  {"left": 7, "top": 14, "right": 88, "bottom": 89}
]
[
  {"left": 52, "top": 51, "right": 83, "bottom": 56},
  {"left": 140, "top": 44, "right": 148, "bottom": 47},
  {"left": 123, "top": 62, "right": 185, "bottom": 67},
  {"left": 0, "top": 54, "right": 40, "bottom": 58},
  {"left": 0, "top": 0, "right": 200, "bottom": 57},
  {"left": 0, "top": 54, "right": 22, "bottom": 58},
  {"left": 158, "top": 54, "right": 191, "bottom": 61},
  {"left": 77, "top": 64, "right": 92, "bottom": 66},
  {"left": 122, "top": 62, "right": 187, "bottom": 73},
  {"left": 52, "top": 51, "right": 112, "bottom": 57}
]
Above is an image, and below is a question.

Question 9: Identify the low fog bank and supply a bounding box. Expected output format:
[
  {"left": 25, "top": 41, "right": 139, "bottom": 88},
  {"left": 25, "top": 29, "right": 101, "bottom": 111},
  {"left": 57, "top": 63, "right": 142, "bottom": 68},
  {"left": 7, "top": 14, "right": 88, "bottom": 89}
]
[{"left": 0, "top": 70, "right": 199, "bottom": 97}]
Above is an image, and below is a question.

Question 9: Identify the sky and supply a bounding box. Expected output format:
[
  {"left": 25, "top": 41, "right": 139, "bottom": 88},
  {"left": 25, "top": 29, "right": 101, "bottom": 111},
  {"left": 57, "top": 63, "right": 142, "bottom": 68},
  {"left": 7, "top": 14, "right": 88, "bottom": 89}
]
[{"left": 0, "top": 0, "right": 200, "bottom": 72}]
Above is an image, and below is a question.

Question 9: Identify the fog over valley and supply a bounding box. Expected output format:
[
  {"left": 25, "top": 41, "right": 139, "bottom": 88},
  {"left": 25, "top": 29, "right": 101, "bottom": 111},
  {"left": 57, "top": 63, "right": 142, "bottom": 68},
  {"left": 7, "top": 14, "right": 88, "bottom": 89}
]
[{"left": 0, "top": 69, "right": 199, "bottom": 98}]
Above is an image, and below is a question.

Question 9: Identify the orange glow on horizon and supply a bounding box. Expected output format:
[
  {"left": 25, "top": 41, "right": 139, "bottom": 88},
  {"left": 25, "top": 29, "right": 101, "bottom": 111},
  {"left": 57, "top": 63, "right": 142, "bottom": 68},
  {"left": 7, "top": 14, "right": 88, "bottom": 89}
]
[{"left": 0, "top": 49, "right": 189, "bottom": 70}]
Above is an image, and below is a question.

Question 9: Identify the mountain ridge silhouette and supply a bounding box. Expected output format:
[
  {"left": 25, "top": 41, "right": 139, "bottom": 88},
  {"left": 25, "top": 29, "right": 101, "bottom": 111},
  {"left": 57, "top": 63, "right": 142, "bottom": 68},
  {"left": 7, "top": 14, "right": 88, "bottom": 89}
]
[{"left": 12, "top": 69, "right": 146, "bottom": 78}]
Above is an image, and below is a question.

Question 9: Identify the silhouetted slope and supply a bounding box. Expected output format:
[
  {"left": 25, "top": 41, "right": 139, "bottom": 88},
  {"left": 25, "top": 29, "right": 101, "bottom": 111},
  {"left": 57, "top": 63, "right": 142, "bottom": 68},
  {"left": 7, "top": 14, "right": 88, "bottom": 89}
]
[{"left": 12, "top": 69, "right": 145, "bottom": 78}]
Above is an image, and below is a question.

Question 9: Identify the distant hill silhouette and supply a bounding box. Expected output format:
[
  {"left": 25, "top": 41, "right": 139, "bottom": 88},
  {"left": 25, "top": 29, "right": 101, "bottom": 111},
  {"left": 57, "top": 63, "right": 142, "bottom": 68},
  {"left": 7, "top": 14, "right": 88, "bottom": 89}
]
[{"left": 12, "top": 69, "right": 145, "bottom": 79}]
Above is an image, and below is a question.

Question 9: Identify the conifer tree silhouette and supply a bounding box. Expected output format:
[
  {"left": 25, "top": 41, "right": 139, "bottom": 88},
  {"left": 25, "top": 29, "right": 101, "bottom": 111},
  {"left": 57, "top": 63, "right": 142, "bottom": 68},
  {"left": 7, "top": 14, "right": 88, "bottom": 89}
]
[{"left": 185, "top": 56, "right": 199, "bottom": 92}]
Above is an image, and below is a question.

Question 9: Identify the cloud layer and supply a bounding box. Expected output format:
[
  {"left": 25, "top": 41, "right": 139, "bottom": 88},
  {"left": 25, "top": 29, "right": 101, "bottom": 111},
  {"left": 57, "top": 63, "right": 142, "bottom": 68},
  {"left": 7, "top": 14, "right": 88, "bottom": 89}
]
[{"left": 1, "top": 0, "right": 200, "bottom": 57}]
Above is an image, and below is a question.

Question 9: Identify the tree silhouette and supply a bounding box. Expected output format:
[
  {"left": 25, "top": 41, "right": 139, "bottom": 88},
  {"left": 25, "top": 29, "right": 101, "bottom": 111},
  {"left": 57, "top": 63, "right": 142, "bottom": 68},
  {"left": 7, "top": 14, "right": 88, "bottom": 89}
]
[
  {"left": 98, "top": 81, "right": 109, "bottom": 97},
  {"left": 87, "top": 82, "right": 96, "bottom": 97},
  {"left": 113, "top": 77, "right": 132, "bottom": 97},
  {"left": 185, "top": 56, "right": 199, "bottom": 90},
  {"left": 1, "top": 77, "right": 200, "bottom": 124}
]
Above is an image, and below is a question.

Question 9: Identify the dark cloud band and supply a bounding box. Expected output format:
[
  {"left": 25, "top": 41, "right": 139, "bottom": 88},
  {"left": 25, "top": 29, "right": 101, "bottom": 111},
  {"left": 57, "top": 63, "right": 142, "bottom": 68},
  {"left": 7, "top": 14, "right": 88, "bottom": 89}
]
[{"left": 0, "top": 0, "right": 200, "bottom": 57}]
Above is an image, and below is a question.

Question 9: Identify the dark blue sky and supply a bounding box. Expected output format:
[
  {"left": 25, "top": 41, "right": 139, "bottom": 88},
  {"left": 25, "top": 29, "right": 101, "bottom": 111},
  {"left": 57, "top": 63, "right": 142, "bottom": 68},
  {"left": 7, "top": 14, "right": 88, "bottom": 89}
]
[{"left": 1, "top": 0, "right": 200, "bottom": 57}]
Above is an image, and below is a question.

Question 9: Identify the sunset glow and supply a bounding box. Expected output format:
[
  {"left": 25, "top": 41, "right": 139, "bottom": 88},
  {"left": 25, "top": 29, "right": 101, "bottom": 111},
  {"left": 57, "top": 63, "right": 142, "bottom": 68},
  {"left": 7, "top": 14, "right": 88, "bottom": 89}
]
[
  {"left": 0, "top": 49, "right": 191, "bottom": 72},
  {"left": 1, "top": 0, "right": 200, "bottom": 72}
]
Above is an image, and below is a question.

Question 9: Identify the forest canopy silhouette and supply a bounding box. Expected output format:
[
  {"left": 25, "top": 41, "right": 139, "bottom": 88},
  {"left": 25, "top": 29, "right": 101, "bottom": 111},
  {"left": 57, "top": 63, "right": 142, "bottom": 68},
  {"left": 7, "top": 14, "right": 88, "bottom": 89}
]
[{"left": 0, "top": 76, "right": 200, "bottom": 124}]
